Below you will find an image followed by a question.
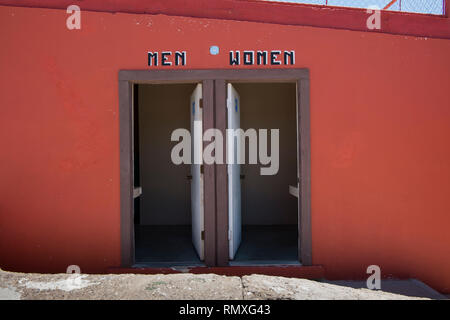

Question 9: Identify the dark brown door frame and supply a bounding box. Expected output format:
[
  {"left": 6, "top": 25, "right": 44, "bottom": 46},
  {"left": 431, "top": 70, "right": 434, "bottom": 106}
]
[{"left": 118, "top": 69, "right": 311, "bottom": 267}]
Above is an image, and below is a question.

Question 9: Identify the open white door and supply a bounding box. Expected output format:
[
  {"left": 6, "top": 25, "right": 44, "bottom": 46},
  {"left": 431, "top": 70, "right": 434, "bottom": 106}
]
[
  {"left": 227, "top": 83, "right": 242, "bottom": 259},
  {"left": 191, "top": 83, "right": 204, "bottom": 260}
]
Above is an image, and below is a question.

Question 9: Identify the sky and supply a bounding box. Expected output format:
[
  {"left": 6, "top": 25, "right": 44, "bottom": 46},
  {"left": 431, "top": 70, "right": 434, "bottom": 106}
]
[{"left": 264, "top": 0, "right": 444, "bottom": 15}]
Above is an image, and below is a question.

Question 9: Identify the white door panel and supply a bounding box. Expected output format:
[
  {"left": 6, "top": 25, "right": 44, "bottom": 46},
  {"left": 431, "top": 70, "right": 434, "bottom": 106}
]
[
  {"left": 191, "top": 83, "right": 204, "bottom": 260},
  {"left": 227, "top": 83, "right": 242, "bottom": 260}
]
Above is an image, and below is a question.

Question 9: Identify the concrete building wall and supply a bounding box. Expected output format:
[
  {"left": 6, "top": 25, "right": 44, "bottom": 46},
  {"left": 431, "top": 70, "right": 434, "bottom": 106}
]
[{"left": 0, "top": 5, "right": 449, "bottom": 292}]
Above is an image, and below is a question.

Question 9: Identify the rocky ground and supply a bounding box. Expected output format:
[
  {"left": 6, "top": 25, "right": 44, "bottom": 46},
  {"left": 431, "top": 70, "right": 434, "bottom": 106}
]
[{"left": 0, "top": 269, "right": 440, "bottom": 300}]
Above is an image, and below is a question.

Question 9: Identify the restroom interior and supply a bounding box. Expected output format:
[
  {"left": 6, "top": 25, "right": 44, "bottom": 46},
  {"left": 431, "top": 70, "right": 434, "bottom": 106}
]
[
  {"left": 230, "top": 82, "right": 299, "bottom": 264},
  {"left": 133, "top": 83, "right": 202, "bottom": 266},
  {"left": 132, "top": 81, "right": 299, "bottom": 266}
]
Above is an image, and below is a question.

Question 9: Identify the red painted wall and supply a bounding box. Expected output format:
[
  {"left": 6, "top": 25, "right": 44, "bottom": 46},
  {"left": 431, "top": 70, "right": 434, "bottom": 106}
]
[
  {"left": 0, "top": 0, "right": 449, "bottom": 39},
  {"left": 0, "top": 5, "right": 449, "bottom": 292}
]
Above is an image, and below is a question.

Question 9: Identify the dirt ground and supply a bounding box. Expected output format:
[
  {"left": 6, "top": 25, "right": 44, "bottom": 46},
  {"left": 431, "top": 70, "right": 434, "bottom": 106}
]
[{"left": 0, "top": 268, "right": 438, "bottom": 300}]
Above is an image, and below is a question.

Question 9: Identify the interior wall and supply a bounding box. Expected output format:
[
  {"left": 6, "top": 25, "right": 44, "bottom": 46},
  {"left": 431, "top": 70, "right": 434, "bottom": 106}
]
[
  {"left": 138, "top": 84, "right": 195, "bottom": 225},
  {"left": 235, "top": 83, "right": 298, "bottom": 225}
]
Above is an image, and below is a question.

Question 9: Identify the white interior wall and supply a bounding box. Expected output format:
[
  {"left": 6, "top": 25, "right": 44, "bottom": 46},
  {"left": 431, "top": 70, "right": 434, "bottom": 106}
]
[
  {"left": 137, "top": 84, "right": 195, "bottom": 225},
  {"left": 235, "top": 82, "right": 298, "bottom": 225}
]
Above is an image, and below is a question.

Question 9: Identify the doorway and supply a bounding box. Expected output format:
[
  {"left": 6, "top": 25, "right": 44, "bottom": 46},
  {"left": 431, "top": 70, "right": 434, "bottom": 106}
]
[
  {"left": 226, "top": 82, "right": 299, "bottom": 265},
  {"left": 133, "top": 83, "right": 205, "bottom": 266},
  {"left": 118, "top": 69, "right": 311, "bottom": 268}
]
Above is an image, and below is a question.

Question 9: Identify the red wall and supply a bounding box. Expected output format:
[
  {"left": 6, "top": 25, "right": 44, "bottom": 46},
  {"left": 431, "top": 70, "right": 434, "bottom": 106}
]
[
  {"left": 0, "top": 5, "right": 449, "bottom": 292},
  {"left": 0, "top": 0, "right": 449, "bottom": 39}
]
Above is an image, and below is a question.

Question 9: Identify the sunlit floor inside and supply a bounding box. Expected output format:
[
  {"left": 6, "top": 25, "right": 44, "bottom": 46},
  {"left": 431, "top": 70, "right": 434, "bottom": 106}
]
[{"left": 231, "top": 225, "right": 299, "bottom": 265}]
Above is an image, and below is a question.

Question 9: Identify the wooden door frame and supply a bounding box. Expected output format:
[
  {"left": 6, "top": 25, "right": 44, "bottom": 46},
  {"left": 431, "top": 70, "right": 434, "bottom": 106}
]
[{"left": 118, "top": 69, "right": 311, "bottom": 267}]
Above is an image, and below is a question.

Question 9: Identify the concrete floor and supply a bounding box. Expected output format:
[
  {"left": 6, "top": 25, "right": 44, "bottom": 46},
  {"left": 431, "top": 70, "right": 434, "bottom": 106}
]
[
  {"left": 135, "top": 225, "right": 298, "bottom": 266},
  {"left": 134, "top": 225, "right": 202, "bottom": 266},
  {"left": 233, "top": 225, "right": 298, "bottom": 264},
  {"left": 324, "top": 279, "right": 447, "bottom": 300},
  {"left": 1, "top": 269, "right": 444, "bottom": 300}
]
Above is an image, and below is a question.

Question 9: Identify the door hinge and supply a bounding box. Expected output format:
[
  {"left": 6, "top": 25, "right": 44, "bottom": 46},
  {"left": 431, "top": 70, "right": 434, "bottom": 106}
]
[
  {"left": 228, "top": 229, "right": 232, "bottom": 241},
  {"left": 133, "top": 187, "right": 142, "bottom": 199},
  {"left": 200, "top": 164, "right": 204, "bottom": 174},
  {"left": 199, "top": 98, "right": 203, "bottom": 109},
  {"left": 201, "top": 230, "right": 205, "bottom": 240}
]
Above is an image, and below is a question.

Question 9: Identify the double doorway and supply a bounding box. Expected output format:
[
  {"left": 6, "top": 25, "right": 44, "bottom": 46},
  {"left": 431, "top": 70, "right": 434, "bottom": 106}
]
[{"left": 119, "top": 69, "right": 311, "bottom": 268}]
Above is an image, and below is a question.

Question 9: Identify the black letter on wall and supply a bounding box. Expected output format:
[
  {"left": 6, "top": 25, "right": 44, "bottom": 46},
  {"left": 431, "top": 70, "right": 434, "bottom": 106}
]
[
  {"left": 270, "top": 50, "right": 281, "bottom": 65},
  {"left": 175, "top": 51, "right": 186, "bottom": 66},
  {"left": 257, "top": 51, "right": 268, "bottom": 65},
  {"left": 230, "top": 51, "right": 240, "bottom": 65},
  {"left": 148, "top": 52, "right": 158, "bottom": 66},
  {"left": 284, "top": 51, "right": 295, "bottom": 65},
  {"left": 243, "top": 51, "right": 254, "bottom": 65},
  {"left": 161, "top": 51, "right": 172, "bottom": 66}
]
